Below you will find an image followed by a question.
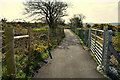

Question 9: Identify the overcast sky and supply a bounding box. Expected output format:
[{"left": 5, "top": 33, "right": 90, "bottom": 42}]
[{"left": 0, "top": 0, "right": 119, "bottom": 23}]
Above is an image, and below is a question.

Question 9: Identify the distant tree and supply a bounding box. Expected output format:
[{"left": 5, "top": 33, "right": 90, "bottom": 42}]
[
  {"left": 92, "top": 24, "right": 117, "bottom": 31},
  {"left": 118, "top": 26, "right": 120, "bottom": 32},
  {"left": 85, "top": 23, "right": 91, "bottom": 28},
  {"left": 57, "top": 18, "right": 65, "bottom": 26},
  {"left": 0, "top": 18, "right": 8, "bottom": 28},
  {"left": 107, "top": 24, "right": 117, "bottom": 31},
  {"left": 69, "top": 14, "right": 85, "bottom": 28},
  {"left": 92, "top": 24, "right": 102, "bottom": 30},
  {"left": 1, "top": 18, "right": 7, "bottom": 23},
  {"left": 24, "top": 0, "right": 68, "bottom": 32}
]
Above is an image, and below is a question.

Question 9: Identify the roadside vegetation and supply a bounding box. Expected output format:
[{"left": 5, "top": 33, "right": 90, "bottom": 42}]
[
  {"left": 1, "top": 20, "right": 65, "bottom": 78},
  {"left": 71, "top": 23, "right": 120, "bottom": 79}
]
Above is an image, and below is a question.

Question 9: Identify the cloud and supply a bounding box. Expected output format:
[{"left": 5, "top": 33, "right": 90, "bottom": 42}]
[
  {"left": 63, "top": 1, "right": 118, "bottom": 23},
  {"left": 61, "top": 0, "right": 119, "bottom": 2},
  {"left": 0, "top": 0, "right": 118, "bottom": 23},
  {"left": 0, "top": 1, "right": 26, "bottom": 21}
]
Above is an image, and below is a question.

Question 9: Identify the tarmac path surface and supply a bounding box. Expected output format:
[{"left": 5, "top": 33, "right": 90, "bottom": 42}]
[{"left": 34, "top": 29, "right": 105, "bottom": 78}]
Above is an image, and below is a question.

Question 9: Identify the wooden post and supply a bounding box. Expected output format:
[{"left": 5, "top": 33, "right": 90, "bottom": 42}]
[
  {"left": 88, "top": 28, "right": 92, "bottom": 50},
  {"left": 0, "top": 24, "right": 3, "bottom": 79},
  {"left": 28, "top": 27, "right": 31, "bottom": 61},
  {"left": 28, "top": 27, "right": 31, "bottom": 72},
  {"left": 84, "top": 30, "right": 87, "bottom": 45},
  {"left": 0, "top": 30, "right": 3, "bottom": 79},
  {"left": 5, "top": 27, "right": 15, "bottom": 78},
  {"left": 78, "top": 28, "right": 79, "bottom": 36},
  {"left": 48, "top": 27, "right": 52, "bottom": 59},
  {"left": 48, "top": 27, "right": 50, "bottom": 48}
]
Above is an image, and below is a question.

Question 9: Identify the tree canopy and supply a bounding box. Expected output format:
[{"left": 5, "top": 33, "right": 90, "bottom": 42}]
[
  {"left": 24, "top": 0, "right": 68, "bottom": 29},
  {"left": 70, "top": 14, "right": 85, "bottom": 28}
]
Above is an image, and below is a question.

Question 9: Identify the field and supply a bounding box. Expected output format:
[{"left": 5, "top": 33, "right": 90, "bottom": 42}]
[{"left": 1, "top": 22, "right": 65, "bottom": 78}]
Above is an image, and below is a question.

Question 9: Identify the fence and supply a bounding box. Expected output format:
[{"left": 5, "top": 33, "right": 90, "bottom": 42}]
[
  {"left": 0, "top": 30, "right": 4, "bottom": 79},
  {"left": 89, "top": 28, "right": 120, "bottom": 75},
  {"left": 89, "top": 28, "right": 104, "bottom": 65},
  {"left": 2, "top": 27, "right": 47, "bottom": 78},
  {"left": 71, "top": 27, "right": 120, "bottom": 76},
  {"left": 1, "top": 26, "right": 64, "bottom": 78},
  {"left": 71, "top": 27, "right": 89, "bottom": 46},
  {"left": 1, "top": 27, "right": 30, "bottom": 78},
  {"left": 89, "top": 28, "right": 111, "bottom": 73}
]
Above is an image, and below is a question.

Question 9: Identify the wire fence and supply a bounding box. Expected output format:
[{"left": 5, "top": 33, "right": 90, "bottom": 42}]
[
  {"left": 1, "top": 26, "right": 65, "bottom": 79},
  {"left": 1, "top": 27, "right": 29, "bottom": 78},
  {"left": 14, "top": 38, "right": 29, "bottom": 78},
  {"left": 0, "top": 29, "right": 3, "bottom": 79},
  {"left": 71, "top": 27, "right": 89, "bottom": 47}
]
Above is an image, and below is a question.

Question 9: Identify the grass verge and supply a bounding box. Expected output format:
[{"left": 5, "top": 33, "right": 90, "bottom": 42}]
[{"left": 71, "top": 29, "right": 110, "bottom": 79}]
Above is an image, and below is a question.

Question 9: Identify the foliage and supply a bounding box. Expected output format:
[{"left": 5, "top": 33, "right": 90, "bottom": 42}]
[
  {"left": 92, "top": 24, "right": 117, "bottom": 31},
  {"left": 85, "top": 23, "right": 91, "bottom": 28},
  {"left": 63, "top": 26, "right": 70, "bottom": 29},
  {"left": 0, "top": 18, "right": 48, "bottom": 29},
  {"left": 71, "top": 27, "right": 120, "bottom": 78},
  {"left": 91, "top": 23, "right": 120, "bottom": 52},
  {"left": 24, "top": 0, "right": 68, "bottom": 29},
  {"left": 32, "top": 28, "right": 48, "bottom": 31},
  {"left": 118, "top": 26, "right": 120, "bottom": 32},
  {"left": 69, "top": 14, "right": 85, "bottom": 28},
  {"left": 2, "top": 22, "right": 65, "bottom": 78},
  {"left": 57, "top": 18, "right": 66, "bottom": 26}
]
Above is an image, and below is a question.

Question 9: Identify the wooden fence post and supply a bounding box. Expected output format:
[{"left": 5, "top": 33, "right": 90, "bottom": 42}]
[
  {"left": 48, "top": 27, "right": 52, "bottom": 59},
  {"left": 28, "top": 27, "right": 31, "bottom": 73},
  {"left": 5, "top": 27, "right": 16, "bottom": 78},
  {"left": 88, "top": 28, "right": 92, "bottom": 50},
  {"left": 48, "top": 27, "right": 50, "bottom": 48},
  {"left": 0, "top": 30, "right": 3, "bottom": 79},
  {"left": 28, "top": 27, "right": 31, "bottom": 61}
]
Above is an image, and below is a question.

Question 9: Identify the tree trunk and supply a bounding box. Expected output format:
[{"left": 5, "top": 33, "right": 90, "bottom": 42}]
[
  {"left": 48, "top": 20, "right": 57, "bottom": 37},
  {"left": 49, "top": 27, "right": 56, "bottom": 37}
]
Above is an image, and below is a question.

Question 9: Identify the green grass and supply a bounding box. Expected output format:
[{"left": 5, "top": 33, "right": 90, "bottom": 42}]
[
  {"left": 26, "top": 30, "right": 65, "bottom": 78},
  {"left": 114, "top": 32, "right": 120, "bottom": 35},
  {"left": 32, "top": 28, "right": 48, "bottom": 31},
  {"left": 71, "top": 29, "right": 100, "bottom": 65}
]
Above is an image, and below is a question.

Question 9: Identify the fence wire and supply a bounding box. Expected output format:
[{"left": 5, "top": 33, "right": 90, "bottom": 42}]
[
  {"left": 14, "top": 37, "right": 29, "bottom": 78},
  {"left": 1, "top": 26, "right": 65, "bottom": 78},
  {"left": 71, "top": 27, "right": 89, "bottom": 46},
  {"left": 1, "top": 28, "right": 29, "bottom": 78}
]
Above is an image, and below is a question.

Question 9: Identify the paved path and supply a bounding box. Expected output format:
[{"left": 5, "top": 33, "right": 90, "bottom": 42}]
[{"left": 34, "top": 29, "right": 104, "bottom": 78}]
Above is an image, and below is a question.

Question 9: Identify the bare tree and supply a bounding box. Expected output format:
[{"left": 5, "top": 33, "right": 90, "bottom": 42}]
[
  {"left": 57, "top": 18, "right": 65, "bottom": 26},
  {"left": 70, "top": 14, "right": 85, "bottom": 28},
  {"left": 24, "top": 0, "right": 68, "bottom": 30},
  {"left": 1, "top": 18, "right": 7, "bottom": 23}
]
